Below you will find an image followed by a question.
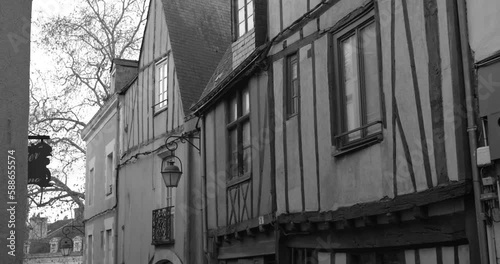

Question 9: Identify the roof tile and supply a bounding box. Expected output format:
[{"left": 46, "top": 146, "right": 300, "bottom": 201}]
[{"left": 161, "top": 0, "right": 231, "bottom": 114}]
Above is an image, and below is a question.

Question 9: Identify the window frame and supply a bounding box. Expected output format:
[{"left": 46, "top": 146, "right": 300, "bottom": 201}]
[
  {"left": 104, "top": 139, "right": 115, "bottom": 197},
  {"left": 286, "top": 52, "right": 300, "bottom": 118},
  {"left": 87, "top": 235, "right": 93, "bottom": 264},
  {"left": 233, "top": 0, "right": 255, "bottom": 39},
  {"left": 331, "top": 10, "right": 384, "bottom": 153},
  {"left": 87, "top": 157, "right": 95, "bottom": 206},
  {"left": 105, "top": 229, "right": 113, "bottom": 264},
  {"left": 226, "top": 87, "right": 252, "bottom": 186},
  {"left": 154, "top": 57, "right": 169, "bottom": 113}
]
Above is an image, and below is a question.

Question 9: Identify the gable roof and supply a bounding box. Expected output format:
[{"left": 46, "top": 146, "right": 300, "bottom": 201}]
[{"left": 161, "top": 0, "right": 231, "bottom": 114}]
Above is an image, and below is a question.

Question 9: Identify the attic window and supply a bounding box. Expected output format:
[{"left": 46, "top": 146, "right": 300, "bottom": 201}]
[
  {"left": 234, "top": 0, "right": 254, "bottom": 38},
  {"left": 155, "top": 57, "right": 169, "bottom": 112}
]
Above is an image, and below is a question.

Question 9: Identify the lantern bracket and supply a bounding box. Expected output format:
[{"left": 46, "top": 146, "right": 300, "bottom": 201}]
[{"left": 164, "top": 132, "right": 200, "bottom": 153}]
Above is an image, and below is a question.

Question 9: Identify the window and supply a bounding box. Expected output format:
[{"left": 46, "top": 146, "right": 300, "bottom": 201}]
[
  {"left": 155, "top": 58, "right": 169, "bottom": 111},
  {"left": 105, "top": 229, "right": 112, "bottom": 264},
  {"left": 24, "top": 242, "right": 30, "bottom": 254},
  {"left": 348, "top": 251, "right": 405, "bottom": 264},
  {"left": 227, "top": 87, "right": 251, "bottom": 183},
  {"left": 88, "top": 167, "right": 94, "bottom": 205},
  {"left": 88, "top": 235, "right": 93, "bottom": 264},
  {"left": 166, "top": 187, "right": 175, "bottom": 238},
  {"left": 105, "top": 152, "right": 113, "bottom": 196},
  {"left": 49, "top": 238, "right": 59, "bottom": 253},
  {"left": 166, "top": 187, "right": 174, "bottom": 208},
  {"left": 73, "top": 236, "right": 82, "bottom": 252},
  {"left": 235, "top": 0, "right": 254, "bottom": 38},
  {"left": 292, "top": 248, "right": 318, "bottom": 264},
  {"left": 286, "top": 53, "right": 299, "bottom": 118},
  {"left": 332, "top": 12, "right": 382, "bottom": 150},
  {"left": 100, "top": 230, "right": 104, "bottom": 251}
]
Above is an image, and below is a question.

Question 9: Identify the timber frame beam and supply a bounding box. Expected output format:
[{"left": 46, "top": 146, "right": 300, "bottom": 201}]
[
  {"left": 209, "top": 213, "right": 275, "bottom": 239},
  {"left": 279, "top": 180, "right": 471, "bottom": 225}
]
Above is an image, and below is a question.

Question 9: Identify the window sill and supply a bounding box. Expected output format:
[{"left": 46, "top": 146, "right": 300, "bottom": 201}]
[
  {"left": 333, "top": 133, "right": 383, "bottom": 157},
  {"left": 227, "top": 173, "right": 251, "bottom": 187},
  {"left": 233, "top": 29, "right": 255, "bottom": 43},
  {"left": 153, "top": 107, "right": 168, "bottom": 117},
  {"left": 152, "top": 239, "right": 175, "bottom": 246},
  {"left": 286, "top": 112, "right": 298, "bottom": 120}
]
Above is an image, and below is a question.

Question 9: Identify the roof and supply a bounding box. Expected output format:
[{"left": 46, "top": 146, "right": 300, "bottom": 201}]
[
  {"left": 112, "top": 58, "right": 139, "bottom": 68},
  {"left": 190, "top": 43, "right": 270, "bottom": 113},
  {"left": 28, "top": 218, "right": 84, "bottom": 255},
  {"left": 161, "top": 0, "right": 231, "bottom": 114}
]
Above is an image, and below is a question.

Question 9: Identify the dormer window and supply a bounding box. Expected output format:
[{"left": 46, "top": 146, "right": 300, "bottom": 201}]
[
  {"left": 73, "top": 236, "right": 83, "bottom": 252},
  {"left": 235, "top": 0, "right": 254, "bottom": 38},
  {"left": 49, "top": 237, "right": 60, "bottom": 253}
]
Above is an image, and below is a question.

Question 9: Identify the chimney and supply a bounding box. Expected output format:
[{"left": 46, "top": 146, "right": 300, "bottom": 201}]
[
  {"left": 110, "top": 59, "right": 139, "bottom": 94},
  {"left": 74, "top": 207, "right": 83, "bottom": 220},
  {"left": 29, "top": 215, "right": 48, "bottom": 239}
]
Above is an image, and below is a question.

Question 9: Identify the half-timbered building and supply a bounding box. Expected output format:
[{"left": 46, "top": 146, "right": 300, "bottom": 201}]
[
  {"left": 267, "top": 0, "right": 480, "bottom": 263},
  {"left": 83, "top": 0, "right": 231, "bottom": 263},
  {"left": 194, "top": 0, "right": 489, "bottom": 263},
  {"left": 191, "top": 1, "right": 275, "bottom": 263}
]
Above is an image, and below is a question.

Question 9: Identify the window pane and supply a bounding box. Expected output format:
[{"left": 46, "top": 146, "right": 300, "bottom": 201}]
[
  {"left": 291, "top": 58, "right": 298, "bottom": 80},
  {"left": 229, "top": 96, "right": 238, "bottom": 121},
  {"left": 361, "top": 22, "right": 381, "bottom": 135},
  {"left": 247, "top": 14, "right": 254, "bottom": 31},
  {"left": 350, "top": 253, "right": 376, "bottom": 264},
  {"left": 247, "top": 1, "right": 254, "bottom": 16},
  {"left": 243, "top": 147, "right": 251, "bottom": 175},
  {"left": 237, "top": 0, "right": 244, "bottom": 9},
  {"left": 242, "top": 121, "right": 251, "bottom": 146},
  {"left": 238, "top": 8, "right": 246, "bottom": 23},
  {"left": 163, "top": 64, "right": 168, "bottom": 80},
  {"left": 341, "top": 35, "right": 361, "bottom": 140},
  {"left": 287, "top": 54, "right": 298, "bottom": 116},
  {"left": 239, "top": 22, "right": 246, "bottom": 37},
  {"left": 293, "top": 96, "right": 299, "bottom": 115},
  {"left": 292, "top": 79, "right": 299, "bottom": 97},
  {"left": 242, "top": 89, "right": 250, "bottom": 115},
  {"left": 229, "top": 128, "right": 238, "bottom": 179},
  {"left": 242, "top": 121, "right": 251, "bottom": 175}
]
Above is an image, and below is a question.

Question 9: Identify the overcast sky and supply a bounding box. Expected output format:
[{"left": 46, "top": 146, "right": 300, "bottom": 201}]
[{"left": 29, "top": 0, "right": 81, "bottom": 223}]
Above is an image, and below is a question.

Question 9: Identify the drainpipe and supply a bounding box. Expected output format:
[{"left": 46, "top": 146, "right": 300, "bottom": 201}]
[
  {"left": 115, "top": 96, "right": 121, "bottom": 264},
  {"left": 184, "top": 130, "right": 191, "bottom": 264},
  {"left": 201, "top": 116, "right": 208, "bottom": 264},
  {"left": 456, "top": 0, "right": 489, "bottom": 263}
]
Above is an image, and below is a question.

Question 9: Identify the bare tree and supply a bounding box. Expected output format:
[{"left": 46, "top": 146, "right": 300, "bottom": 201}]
[{"left": 29, "top": 0, "right": 147, "bottom": 218}]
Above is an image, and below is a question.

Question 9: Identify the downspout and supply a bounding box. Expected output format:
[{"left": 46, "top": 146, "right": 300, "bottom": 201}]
[
  {"left": 184, "top": 130, "right": 191, "bottom": 264},
  {"left": 456, "top": 0, "right": 489, "bottom": 263},
  {"left": 201, "top": 116, "right": 208, "bottom": 264},
  {"left": 115, "top": 96, "right": 121, "bottom": 264}
]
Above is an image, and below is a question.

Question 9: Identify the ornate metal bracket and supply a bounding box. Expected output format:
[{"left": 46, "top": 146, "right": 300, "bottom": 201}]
[{"left": 164, "top": 132, "right": 200, "bottom": 153}]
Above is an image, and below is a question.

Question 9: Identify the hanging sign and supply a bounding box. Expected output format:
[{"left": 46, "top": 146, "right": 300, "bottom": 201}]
[{"left": 28, "top": 141, "right": 53, "bottom": 187}]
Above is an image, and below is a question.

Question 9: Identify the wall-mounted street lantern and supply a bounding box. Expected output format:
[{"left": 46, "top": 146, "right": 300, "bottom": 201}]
[
  {"left": 160, "top": 133, "right": 199, "bottom": 188},
  {"left": 161, "top": 157, "right": 183, "bottom": 187},
  {"left": 58, "top": 221, "right": 84, "bottom": 256},
  {"left": 59, "top": 236, "right": 73, "bottom": 256},
  {"left": 59, "top": 226, "right": 73, "bottom": 256}
]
